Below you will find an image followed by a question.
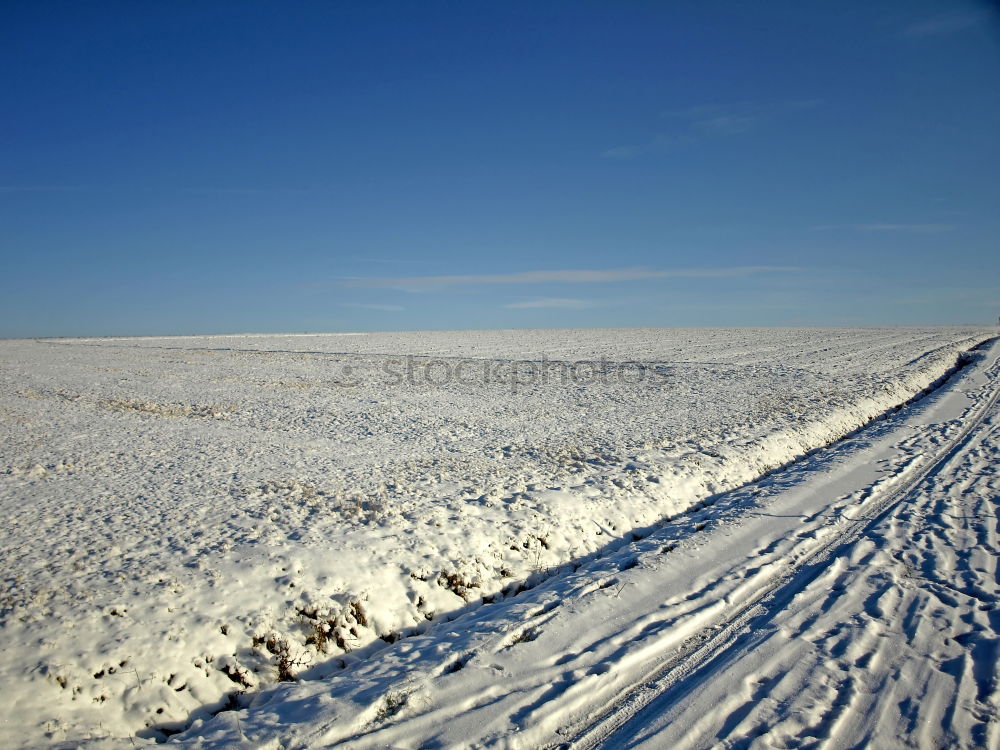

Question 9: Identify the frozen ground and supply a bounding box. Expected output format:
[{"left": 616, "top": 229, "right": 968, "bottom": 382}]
[
  {"left": 166, "top": 332, "right": 1000, "bottom": 750},
  {"left": 0, "top": 327, "right": 993, "bottom": 747}
]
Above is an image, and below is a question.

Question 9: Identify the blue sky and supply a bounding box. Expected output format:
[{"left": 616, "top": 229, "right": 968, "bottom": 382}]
[{"left": 2, "top": 0, "right": 998, "bottom": 336}]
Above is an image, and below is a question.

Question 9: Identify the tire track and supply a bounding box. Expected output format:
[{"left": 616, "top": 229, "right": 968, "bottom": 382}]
[{"left": 561, "top": 351, "right": 1000, "bottom": 750}]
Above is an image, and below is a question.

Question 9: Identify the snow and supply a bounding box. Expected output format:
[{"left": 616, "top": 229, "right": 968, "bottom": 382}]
[{"left": 0, "top": 326, "right": 994, "bottom": 747}]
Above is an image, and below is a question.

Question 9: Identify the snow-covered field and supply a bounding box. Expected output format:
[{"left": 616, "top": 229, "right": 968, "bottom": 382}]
[{"left": 0, "top": 327, "right": 994, "bottom": 747}]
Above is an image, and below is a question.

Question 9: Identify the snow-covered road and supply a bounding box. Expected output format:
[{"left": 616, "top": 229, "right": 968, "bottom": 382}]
[{"left": 172, "top": 336, "right": 1000, "bottom": 749}]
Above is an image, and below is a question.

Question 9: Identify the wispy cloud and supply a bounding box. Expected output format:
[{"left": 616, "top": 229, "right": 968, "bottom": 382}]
[
  {"left": 339, "top": 266, "right": 801, "bottom": 291},
  {"left": 859, "top": 223, "right": 955, "bottom": 232},
  {"left": 340, "top": 302, "right": 404, "bottom": 312},
  {"left": 603, "top": 137, "right": 693, "bottom": 159},
  {"left": 604, "top": 100, "right": 822, "bottom": 159},
  {"left": 347, "top": 256, "right": 432, "bottom": 265},
  {"left": 504, "top": 298, "right": 600, "bottom": 309},
  {"left": 814, "top": 223, "right": 956, "bottom": 233},
  {"left": 902, "top": 12, "right": 987, "bottom": 38},
  {"left": 662, "top": 104, "right": 770, "bottom": 134},
  {"left": 182, "top": 186, "right": 309, "bottom": 195}
]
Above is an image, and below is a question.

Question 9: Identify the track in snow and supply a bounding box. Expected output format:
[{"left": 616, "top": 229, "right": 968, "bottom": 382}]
[{"left": 567, "top": 343, "right": 1000, "bottom": 749}]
